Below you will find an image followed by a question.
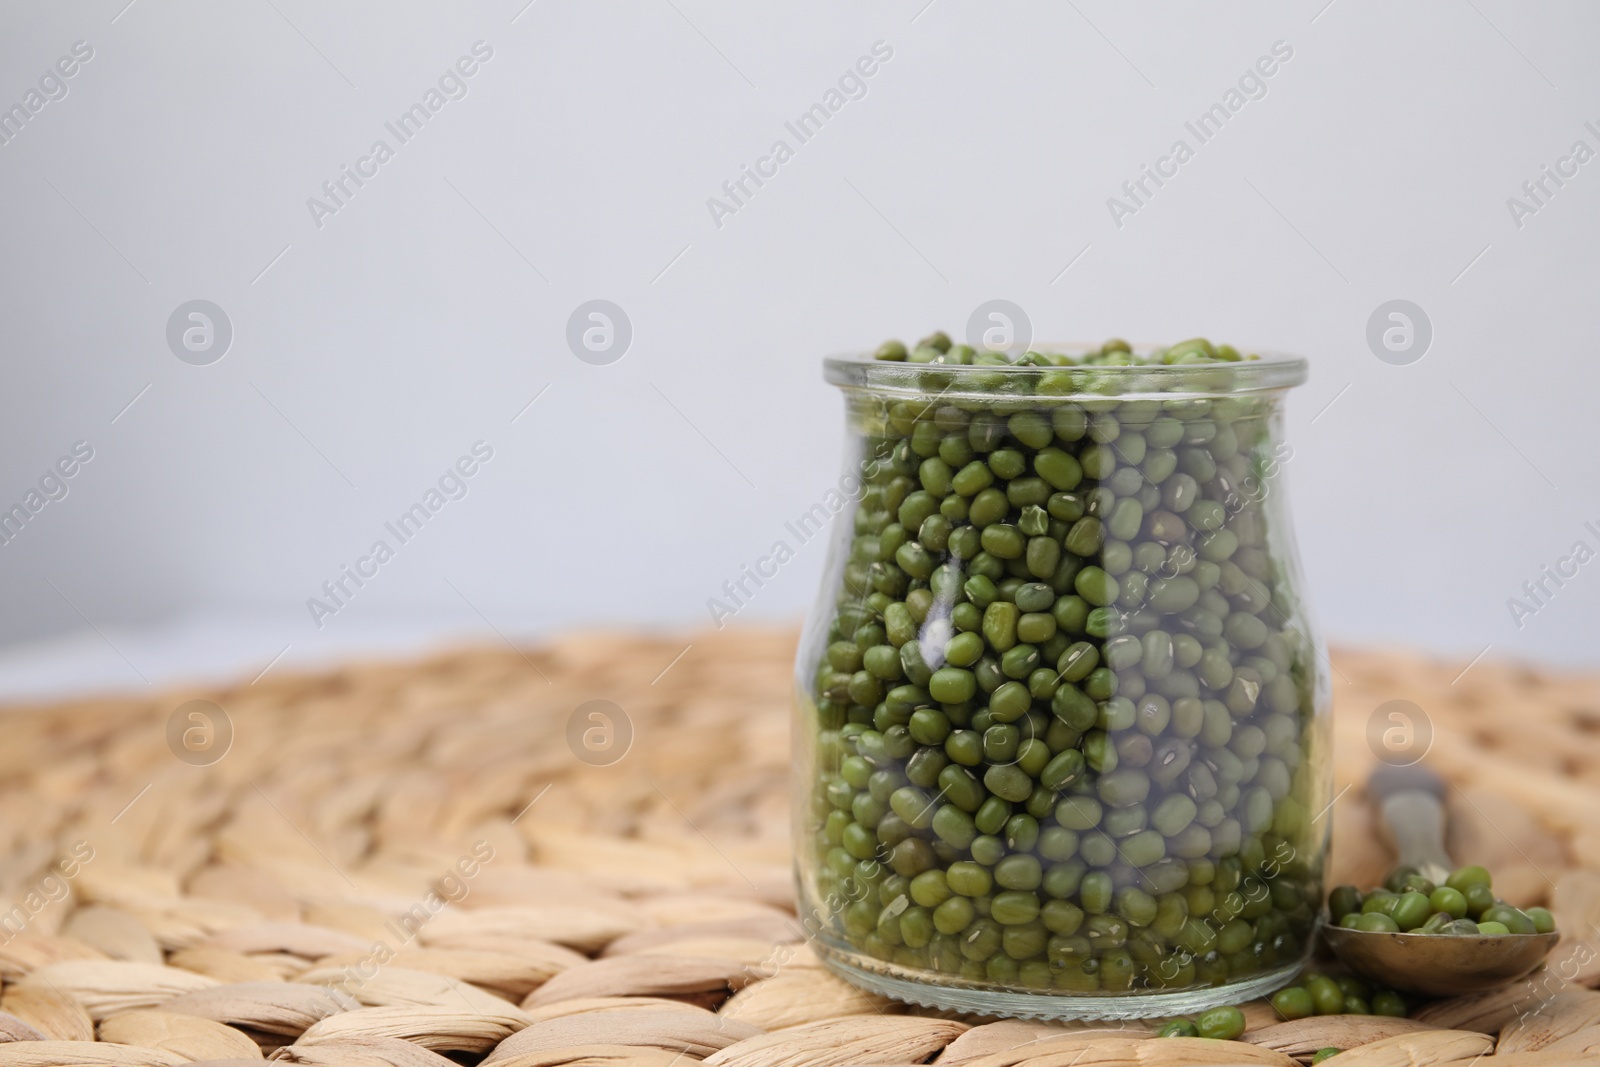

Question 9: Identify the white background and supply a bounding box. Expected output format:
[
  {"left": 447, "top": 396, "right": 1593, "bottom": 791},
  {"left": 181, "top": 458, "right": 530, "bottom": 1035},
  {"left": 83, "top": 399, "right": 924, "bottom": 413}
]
[{"left": 1, "top": 0, "right": 1597, "bottom": 697}]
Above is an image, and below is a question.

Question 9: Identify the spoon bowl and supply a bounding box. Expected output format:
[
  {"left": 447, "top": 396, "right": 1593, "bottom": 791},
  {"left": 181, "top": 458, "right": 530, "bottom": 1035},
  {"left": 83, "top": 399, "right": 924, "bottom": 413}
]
[
  {"left": 1323, "top": 926, "right": 1560, "bottom": 997},
  {"left": 1323, "top": 765, "right": 1559, "bottom": 995}
]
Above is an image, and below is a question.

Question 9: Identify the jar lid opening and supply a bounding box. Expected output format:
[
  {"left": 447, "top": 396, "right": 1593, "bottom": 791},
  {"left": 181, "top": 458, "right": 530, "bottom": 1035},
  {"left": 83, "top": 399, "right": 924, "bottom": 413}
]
[{"left": 824, "top": 348, "right": 1307, "bottom": 399}]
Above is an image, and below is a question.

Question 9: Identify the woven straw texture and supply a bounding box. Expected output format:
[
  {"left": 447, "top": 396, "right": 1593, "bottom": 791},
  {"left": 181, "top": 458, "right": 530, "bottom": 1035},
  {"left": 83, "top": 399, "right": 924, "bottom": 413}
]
[{"left": 2, "top": 628, "right": 1599, "bottom": 1066}]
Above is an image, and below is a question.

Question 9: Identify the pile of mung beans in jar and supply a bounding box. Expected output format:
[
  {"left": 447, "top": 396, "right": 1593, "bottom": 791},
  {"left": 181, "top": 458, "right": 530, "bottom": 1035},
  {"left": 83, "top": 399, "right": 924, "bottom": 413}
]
[{"left": 807, "top": 334, "right": 1325, "bottom": 995}]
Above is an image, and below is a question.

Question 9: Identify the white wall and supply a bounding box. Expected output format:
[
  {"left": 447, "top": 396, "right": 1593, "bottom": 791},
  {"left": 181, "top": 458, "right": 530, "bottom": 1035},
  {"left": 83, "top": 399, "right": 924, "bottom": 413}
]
[{"left": 1, "top": 0, "right": 1597, "bottom": 687}]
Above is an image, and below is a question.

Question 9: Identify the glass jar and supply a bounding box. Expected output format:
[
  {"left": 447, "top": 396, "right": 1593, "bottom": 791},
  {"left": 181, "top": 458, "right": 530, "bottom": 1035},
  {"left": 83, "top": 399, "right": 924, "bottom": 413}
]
[{"left": 793, "top": 341, "right": 1330, "bottom": 1019}]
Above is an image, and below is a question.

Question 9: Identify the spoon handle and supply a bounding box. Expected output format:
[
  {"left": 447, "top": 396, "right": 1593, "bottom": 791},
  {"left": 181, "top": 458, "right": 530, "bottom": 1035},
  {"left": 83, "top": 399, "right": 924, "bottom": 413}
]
[{"left": 1368, "top": 764, "right": 1452, "bottom": 885}]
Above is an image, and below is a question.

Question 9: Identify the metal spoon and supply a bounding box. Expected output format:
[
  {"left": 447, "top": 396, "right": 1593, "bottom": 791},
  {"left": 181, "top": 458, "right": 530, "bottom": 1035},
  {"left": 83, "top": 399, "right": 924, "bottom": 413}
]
[{"left": 1321, "top": 763, "right": 1558, "bottom": 997}]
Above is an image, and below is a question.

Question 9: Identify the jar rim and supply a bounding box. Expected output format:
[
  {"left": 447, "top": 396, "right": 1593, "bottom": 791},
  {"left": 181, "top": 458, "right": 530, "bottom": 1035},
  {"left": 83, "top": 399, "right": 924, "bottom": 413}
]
[{"left": 823, "top": 347, "right": 1307, "bottom": 399}]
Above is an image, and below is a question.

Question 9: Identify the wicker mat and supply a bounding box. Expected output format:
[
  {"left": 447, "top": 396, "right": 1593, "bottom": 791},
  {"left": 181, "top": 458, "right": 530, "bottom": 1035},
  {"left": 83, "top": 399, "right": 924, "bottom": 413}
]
[{"left": 3, "top": 628, "right": 1600, "bottom": 1066}]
